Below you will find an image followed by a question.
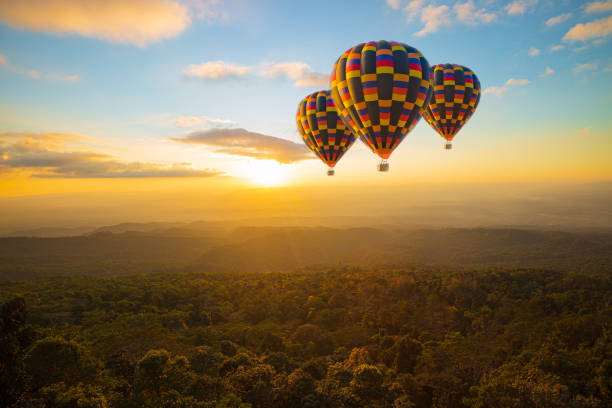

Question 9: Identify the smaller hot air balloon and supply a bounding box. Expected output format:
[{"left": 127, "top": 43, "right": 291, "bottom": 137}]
[
  {"left": 297, "top": 90, "right": 356, "bottom": 176},
  {"left": 422, "top": 64, "right": 481, "bottom": 149}
]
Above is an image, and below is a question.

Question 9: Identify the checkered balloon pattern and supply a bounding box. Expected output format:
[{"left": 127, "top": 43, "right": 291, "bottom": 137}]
[
  {"left": 330, "top": 41, "right": 433, "bottom": 160},
  {"left": 296, "top": 90, "right": 356, "bottom": 168},
  {"left": 422, "top": 64, "right": 481, "bottom": 142}
]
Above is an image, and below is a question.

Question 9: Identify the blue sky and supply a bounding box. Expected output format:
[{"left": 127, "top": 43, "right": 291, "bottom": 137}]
[{"left": 0, "top": 0, "right": 611, "bottom": 189}]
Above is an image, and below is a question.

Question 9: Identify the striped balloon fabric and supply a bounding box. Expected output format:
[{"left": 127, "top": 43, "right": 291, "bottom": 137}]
[
  {"left": 296, "top": 90, "right": 356, "bottom": 171},
  {"left": 422, "top": 64, "right": 481, "bottom": 147},
  {"left": 331, "top": 41, "right": 433, "bottom": 161}
]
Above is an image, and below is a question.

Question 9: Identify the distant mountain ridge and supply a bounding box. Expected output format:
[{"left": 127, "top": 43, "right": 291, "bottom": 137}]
[{"left": 0, "top": 226, "right": 610, "bottom": 281}]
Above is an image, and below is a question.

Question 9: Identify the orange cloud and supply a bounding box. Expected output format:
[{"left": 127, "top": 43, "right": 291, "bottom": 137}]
[
  {"left": 0, "top": 132, "right": 220, "bottom": 178},
  {"left": 173, "top": 128, "right": 312, "bottom": 163},
  {"left": 563, "top": 15, "right": 612, "bottom": 42},
  {"left": 0, "top": 0, "right": 191, "bottom": 47},
  {"left": 261, "top": 62, "right": 329, "bottom": 88}
]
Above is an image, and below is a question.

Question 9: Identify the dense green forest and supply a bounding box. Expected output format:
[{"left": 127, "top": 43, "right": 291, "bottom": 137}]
[{"left": 2, "top": 265, "right": 611, "bottom": 407}]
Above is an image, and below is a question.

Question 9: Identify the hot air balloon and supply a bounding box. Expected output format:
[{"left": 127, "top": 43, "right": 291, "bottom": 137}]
[
  {"left": 296, "top": 90, "right": 356, "bottom": 176},
  {"left": 422, "top": 64, "right": 481, "bottom": 150},
  {"left": 331, "top": 41, "right": 433, "bottom": 171}
]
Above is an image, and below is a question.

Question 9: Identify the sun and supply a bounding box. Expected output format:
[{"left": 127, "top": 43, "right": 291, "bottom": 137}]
[{"left": 244, "top": 159, "right": 287, "bottom": 186}]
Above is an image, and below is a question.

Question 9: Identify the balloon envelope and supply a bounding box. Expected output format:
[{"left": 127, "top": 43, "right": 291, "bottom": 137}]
[
  {"left": 331, "top": 41, "right": 433, "bottom": 160},
  {"left": 422, "top": 63, "right": 481, "bottom": 143},
  {"left": 296, "top": 90, "right": 356, "bottom": 168}
]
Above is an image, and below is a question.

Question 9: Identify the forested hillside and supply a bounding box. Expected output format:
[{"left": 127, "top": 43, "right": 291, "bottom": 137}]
[
  {"left": 1, "top": 227, "right": 611, "bottom": 281},
  {"left": 1, "top": 267, "right": 611, "bottom": 407}
]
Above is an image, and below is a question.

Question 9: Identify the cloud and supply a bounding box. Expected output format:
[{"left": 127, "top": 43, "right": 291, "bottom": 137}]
[
  {"left": 0, "top": 0, "right": 194, "bottom": 47},
  {"left": 505, "top": 78, "right": 530, "bottom": 86},
  {"left": 563, "top": 15, "right": 612, "bottom": 42},
  {"left": 572, "top": 62, "right": 598, "bottom": 73},
  {"left": 454, "top": 1, "right": 496, "bottom": 25},
  {"left": 0, "top": 54, "right": 79, "bottom": 81},
  {"left": 483, "top": 78, "right": 530, "bottom": 97},
  {"left": 546, "top": 13, "right": 572, "bottom": 27},
  {"left": 172, "top": 116, "right": 236, "bottom": 128},
  {"left": 551, "top": 44, "right": 565, "bottom": 51},
  {"left": 577, "top": 126, "right": 592, "bottom": 135},
  {"left": 386, "top": 0, "right": 401, "bottom": 10},
  {"left": 404, "top": 0, "right": 425, "bottom": 21},
  {"left": 416, "top": 5, "right": 451, "bottom": 36},
  {"left": 505, "top": 0, "right": 538, "bottom": 15},
  {"left": 0, "top": 132, "right": 220, "bottom": 178},
  {"left": 172, "top": 128, "right": 312, "bottom": 164},
  {"left": 183, "top": 61, "right": 252, "bottom": 79},
  {"left": 528, "top": 46, "right": 540, "bottom": 56},
  {"left": 540, "top": 67, "right": 554, "bottom": 77},
  {"left": 584, "top": 1, "right": 612, "bottom": 14},
  {"left": 261, "top": 62, "right": 329, "bottom": 88}
]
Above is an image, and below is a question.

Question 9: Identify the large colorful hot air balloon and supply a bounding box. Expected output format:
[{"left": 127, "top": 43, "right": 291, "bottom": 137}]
[
  {"left": 422, "top": 64, "right": 481, "bottom": 149},
  {"left": 297, "top": 90, "right": 356, "bottom": 176},
  {"left": 331, "top": 41, "right": 433, "bottom": 171}
]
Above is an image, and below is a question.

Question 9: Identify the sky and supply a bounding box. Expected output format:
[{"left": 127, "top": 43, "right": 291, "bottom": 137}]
[{"left": 0, "top": 0, "right": 611, "bottom": 229}]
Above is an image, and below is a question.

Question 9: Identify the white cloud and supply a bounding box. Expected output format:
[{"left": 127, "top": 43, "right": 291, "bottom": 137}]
[
  {"left": 540, "top": 67, "right": 554, "bottom": 77},
  {"left": 528, "top": 46, "right": 540, "bottom": 56},
  {"left": 404, "top": 0, "right": 424, "bottom": 21},
  {"left": 484, "top": 77, "right": 530, "bottom": 97},
  {"left": 172, "top": 116, "right": 236, "bottom": 128},
  {"left": 505, "top": 0, "right": 538, "bottom": 15},
  {"left": 0, "top": 0, "right": 192, "bottom": 47},
  {"left": 454, "top": 0, "right": 496, "bottom": 25},
  {"left": 551, "top": 44, "right": 565, "bottom": 51},
  {"left": 505, "top": 78, "right": 530, "bottom": 86},
  {"left": 386, "top": 0, "right": 401, "bottom": 10},
  {"left": 572, "top": 62, "right": 598, "bottom": 73},
  {"left": 546, "top": 13, "right": 571, "bottom": 27},
  {"left": 563, "top": 15, "right": 612, "bottom": 42},
  {"left": 415, "top": 5, "right": 451, "bottom": 36},
  {"left": 183, "top": 61, "right": 251, "bottom": 79},
  {"left": 261, "top": 62, "right": 329, "bottom": 88},
  {"left": 584, "top": 1, "right": 612, "bottom": 14}
]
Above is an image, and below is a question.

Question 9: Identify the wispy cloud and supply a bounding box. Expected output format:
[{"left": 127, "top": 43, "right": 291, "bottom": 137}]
[
  {"left": 577, "top": 126, "right": 592, "bottom": 135},
  {"left": 183, "top": 61, "right": 252, "bottom": 79},
  {"left": 584, "top": 1, "right": 612, "bottom": 14},
  {"left": 404, "top": 0, "right": 424, "bottom": 21},
  {"left": 183, "top": 61, "right": 329, "bottom": 88},
  {"left": 0, "top": 54, "right": 79, "bottom": 82},
  {"left": 172, "top": 128, "right": 311, "bottom": 164},
  {"left": 551, "top": 44, "right": 565, "bottom": 51},
  {"left": 0, "top": 0, "right": 198, "bottom": 47},
  {"left": 546, "top": 13, "right": 572, "bottom": 27},
  {"left": 416, "top": 5, "right": 451, "bottom": 37},
  {"left": 563, "top": 15, "right": 612, "bottom": 42},
  {"left": 540, "top": 67, "right": 554, "bottom": 77},
  {"left": 454, "top": 0, "right": 497, "bottom": 25},
  {"left": 386, "top": 0, "right": 401, "bottom": 10},
  {"left": 0, "top": 132, "right": 220, "bottom": 178},
  {"left": 260, "top": 62, "right": 329, "bottom": 87},
  {"left": 172, "top": 116, "right": 236, "bottom": 128},
  {"left": 483, "top": 78, "right": 530, "bottom": 97},
  {"left": 528, "top": 46, "right": 540, "bottom": 56},
  {"left": 505, "top": 0, "right": 538, "bottom": 15},
  {"left": 572, "top": 62, "right": 598, "bottom": 73},
  {"left": 393, "top": 0, "right": 495, "bottom": 36}
]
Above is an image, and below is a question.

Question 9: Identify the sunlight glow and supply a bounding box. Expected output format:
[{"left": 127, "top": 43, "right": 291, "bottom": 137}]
[{"left": 244, "top": 159, "right": 287, "bottom": 186}]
